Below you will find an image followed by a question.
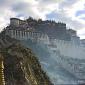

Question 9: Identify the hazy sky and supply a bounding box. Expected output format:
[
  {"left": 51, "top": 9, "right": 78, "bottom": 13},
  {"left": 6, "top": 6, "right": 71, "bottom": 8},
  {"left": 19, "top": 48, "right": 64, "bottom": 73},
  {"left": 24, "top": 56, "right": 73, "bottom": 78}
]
[{"left": 0, "top": 0, "right": 85, "bottom": 39}]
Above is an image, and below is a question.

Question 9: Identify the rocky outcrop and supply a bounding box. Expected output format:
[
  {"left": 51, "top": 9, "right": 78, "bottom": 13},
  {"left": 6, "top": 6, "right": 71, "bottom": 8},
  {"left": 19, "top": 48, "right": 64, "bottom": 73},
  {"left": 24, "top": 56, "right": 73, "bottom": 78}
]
[{"left": 0, "top": 32, "right": 53, "bottom": 85}]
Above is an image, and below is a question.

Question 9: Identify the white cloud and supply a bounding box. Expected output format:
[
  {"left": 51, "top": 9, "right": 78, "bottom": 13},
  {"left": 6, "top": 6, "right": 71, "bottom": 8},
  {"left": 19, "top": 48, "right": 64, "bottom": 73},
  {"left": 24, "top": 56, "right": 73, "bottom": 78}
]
[
  {"left": 0, "top": 8, "right": 16, "bottom": 31},
  {"left": 52, "top": 0, "right": 85, "bottom": 39},
  {"left": 77, "top": 14, "right": 85, "bottom": 20},
  {"left": 63, "top": 0, "right": 85, "bottom": 25}
]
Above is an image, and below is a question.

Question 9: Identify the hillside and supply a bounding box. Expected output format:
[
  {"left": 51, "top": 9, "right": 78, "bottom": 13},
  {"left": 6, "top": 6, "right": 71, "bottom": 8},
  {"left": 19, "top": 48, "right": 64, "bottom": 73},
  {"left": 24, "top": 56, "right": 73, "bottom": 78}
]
[
  {"left": 1, "top": 17, "right": 85, "bottom": 85},
  {"left": 0, "top": 32, "right": 53, "bottom": 85}
]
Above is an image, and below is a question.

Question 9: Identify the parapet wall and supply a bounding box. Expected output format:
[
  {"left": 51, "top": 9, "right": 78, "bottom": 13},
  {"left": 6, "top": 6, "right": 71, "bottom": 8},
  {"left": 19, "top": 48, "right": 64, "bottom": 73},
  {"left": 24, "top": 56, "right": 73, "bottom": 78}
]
[
  {"left": 5, "top": 29, "right": 49, "bottom": 43},
  {"left": 5, "top": 29, "right": 85, "bottom": 59}
]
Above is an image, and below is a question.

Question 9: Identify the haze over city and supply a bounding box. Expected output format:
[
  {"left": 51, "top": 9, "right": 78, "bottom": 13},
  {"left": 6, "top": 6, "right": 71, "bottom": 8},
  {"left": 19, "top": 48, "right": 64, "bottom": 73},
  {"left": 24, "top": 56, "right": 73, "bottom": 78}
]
[{"left": 0, "top": 0, "right": 85, "bottom": 39}]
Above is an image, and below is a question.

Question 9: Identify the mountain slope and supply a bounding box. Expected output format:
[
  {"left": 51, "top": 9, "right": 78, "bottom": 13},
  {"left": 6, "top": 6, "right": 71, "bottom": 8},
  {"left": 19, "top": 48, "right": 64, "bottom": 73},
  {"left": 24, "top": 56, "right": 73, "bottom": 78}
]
[{"left": 0, "top": 32, "right": 53, "bottom": 85}]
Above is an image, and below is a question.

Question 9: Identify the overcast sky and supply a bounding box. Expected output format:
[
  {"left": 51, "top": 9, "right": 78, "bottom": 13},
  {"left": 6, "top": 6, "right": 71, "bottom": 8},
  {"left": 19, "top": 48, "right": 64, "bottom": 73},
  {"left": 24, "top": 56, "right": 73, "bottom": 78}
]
[{"left": 0, "top": 0, "right": 85, "bottom": 39}]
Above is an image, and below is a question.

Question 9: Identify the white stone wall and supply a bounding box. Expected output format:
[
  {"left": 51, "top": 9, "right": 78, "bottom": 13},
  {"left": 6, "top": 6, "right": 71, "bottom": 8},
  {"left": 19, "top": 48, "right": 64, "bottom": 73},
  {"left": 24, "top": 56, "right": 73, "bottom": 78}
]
[
  {"left": 5, "top": 29, "right": 85, "bottom": 59},
  {"left": 51, "top": 39, "right": 85, "bottom": 59},
  {"left": 5, "top": 29, "right": 49, "bottom": 42}
]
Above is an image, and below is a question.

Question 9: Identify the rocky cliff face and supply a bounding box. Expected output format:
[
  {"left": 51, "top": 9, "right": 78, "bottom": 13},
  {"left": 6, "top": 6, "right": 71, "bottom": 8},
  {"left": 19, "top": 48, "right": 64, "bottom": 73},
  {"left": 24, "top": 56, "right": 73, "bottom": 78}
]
[{"left": 0, "top": 31, "right": 53, "bottom": 85}]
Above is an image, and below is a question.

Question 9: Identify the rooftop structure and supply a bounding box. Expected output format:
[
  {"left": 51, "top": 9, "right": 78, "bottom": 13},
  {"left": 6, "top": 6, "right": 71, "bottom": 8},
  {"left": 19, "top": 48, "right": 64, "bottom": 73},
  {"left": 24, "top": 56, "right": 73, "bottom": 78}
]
[{"left": 67, "top": 29, "right": 77, "bottom": 36}]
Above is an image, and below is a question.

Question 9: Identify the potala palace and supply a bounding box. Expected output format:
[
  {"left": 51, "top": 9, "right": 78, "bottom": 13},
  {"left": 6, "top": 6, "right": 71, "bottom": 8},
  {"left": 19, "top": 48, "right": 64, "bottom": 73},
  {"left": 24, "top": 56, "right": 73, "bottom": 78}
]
[{"left": 4, "top": 17, "right": 85, "bottom": 84}]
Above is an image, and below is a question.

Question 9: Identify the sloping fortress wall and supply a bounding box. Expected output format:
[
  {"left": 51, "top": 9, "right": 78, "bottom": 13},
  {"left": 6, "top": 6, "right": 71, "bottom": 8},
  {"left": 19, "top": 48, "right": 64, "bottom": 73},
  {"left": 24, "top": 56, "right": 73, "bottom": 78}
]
[
  {"left": 5, "top": 29, "right": 85, "bottom": 59},
  {"left": 50, "top": 39, "right": 85, "bottom": 59}
]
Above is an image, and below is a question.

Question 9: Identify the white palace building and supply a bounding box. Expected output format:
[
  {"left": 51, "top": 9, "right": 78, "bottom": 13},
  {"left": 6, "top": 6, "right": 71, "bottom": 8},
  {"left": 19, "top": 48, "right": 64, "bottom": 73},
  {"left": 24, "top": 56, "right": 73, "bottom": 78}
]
[{"left": 4, "top": 18, "right": 85, "bottom": 59}]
